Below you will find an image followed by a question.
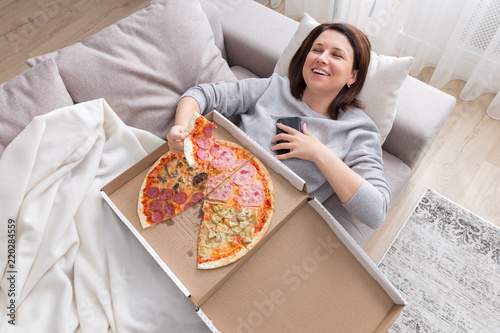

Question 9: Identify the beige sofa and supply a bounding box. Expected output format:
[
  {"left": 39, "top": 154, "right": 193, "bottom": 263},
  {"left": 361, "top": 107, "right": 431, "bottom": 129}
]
[{"left": 0, "top": 0, "right": 456, "bottom": 245}]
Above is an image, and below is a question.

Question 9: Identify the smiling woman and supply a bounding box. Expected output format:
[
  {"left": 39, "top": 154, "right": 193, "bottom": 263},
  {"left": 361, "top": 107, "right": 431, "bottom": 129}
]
[{"left": 166, "top": 22, "right": 390, "bottom": 230}]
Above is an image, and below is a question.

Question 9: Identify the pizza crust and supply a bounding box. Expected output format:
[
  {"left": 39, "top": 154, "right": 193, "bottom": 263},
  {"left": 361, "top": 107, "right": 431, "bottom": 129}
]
[
  {"left": 184, "top": 112, "right": 201, "bottom": 166},
  {"left": 197, "top": 246, "right": 249, "bottom": 269}
]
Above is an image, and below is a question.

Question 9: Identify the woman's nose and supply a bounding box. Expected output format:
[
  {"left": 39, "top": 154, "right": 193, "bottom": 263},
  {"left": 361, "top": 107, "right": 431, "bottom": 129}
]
[{"left": 317, "top": 52, "right": 328, "bottom": 64}]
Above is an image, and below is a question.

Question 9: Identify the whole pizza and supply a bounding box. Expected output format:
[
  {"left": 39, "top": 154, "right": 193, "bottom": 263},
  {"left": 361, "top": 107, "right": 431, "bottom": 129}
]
[{"left": 138, "top": 113, "right": 275, "bottom": 269}]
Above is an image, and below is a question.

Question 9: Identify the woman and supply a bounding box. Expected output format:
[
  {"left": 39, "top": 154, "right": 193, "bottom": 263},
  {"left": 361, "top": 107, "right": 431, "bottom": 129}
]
[{"left": 167, "top": 23, "right": 390, "bottom": 229}]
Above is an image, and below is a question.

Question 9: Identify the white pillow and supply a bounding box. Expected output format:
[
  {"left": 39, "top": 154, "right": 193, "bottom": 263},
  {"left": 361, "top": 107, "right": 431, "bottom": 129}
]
[{"left": 274, "top": 14, "right": 414, "bottom": 144}]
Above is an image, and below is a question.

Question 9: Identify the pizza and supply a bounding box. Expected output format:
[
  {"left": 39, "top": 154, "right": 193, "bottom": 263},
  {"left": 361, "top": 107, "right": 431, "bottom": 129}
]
[{"left": 137, "top": 113, "right": 275, "bottom": 269}]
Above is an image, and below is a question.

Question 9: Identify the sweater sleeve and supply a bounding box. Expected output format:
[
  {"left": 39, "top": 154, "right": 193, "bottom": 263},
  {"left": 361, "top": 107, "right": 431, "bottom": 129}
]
[
  {"left": 340, "top": 114, "right": 391, "bottom": 229},
  {"left": 180, "top": 77, "right": 274, "bottom": 118}
]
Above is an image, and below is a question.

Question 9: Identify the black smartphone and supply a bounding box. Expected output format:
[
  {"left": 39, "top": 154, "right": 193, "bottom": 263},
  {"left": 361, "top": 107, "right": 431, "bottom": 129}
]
[{"left": 276, "top": 117, "right": 302, "bottom": 155}]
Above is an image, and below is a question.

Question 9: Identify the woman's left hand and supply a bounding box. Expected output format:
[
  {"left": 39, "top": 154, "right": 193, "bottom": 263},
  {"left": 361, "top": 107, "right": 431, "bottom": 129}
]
[{"left": 271, "top": 123, "right": 327, "bottom": 162}]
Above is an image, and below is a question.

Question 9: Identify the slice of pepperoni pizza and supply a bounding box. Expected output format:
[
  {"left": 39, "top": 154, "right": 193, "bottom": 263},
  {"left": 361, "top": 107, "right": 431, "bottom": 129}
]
[
  {"left": 184, "top": 112, "right": 218, "bottom": 166},
  {"left": 138, "top": 152, "right": 211, "bottom": 228}
]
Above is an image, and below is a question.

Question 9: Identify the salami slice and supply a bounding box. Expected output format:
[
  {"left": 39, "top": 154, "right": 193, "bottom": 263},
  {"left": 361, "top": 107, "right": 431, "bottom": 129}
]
[
  {"left": 210, "top": 145, "right": 222, "bottom": 158},
  {"left": 236, "top": 184, "right": 265, "bottom": 207},
  {"left": 163, "top": 204, "right": 175, "bottom": 218},
  {"left": 149, "top": 199, "right": 163, "bottom": 211},
  {"left": 146, "top": 187, "right": 160, "bottom": 199},
  {"left": 192, "top": 192, "right": 204, "bottom": 203},
  {"left": 211, "top": 146, "right": 235, "bottom": 168},
  {"left": 196, "top": 148, "right": 210, "bottom": 161},
  {"left": 160, "top": 188, "right": 174, "bottom": 201},
  {"left": 151, "top": 211, "right": 165, "bottom": 223},
  {"left": 208, "top": 181, "right": 233, "bottom": 202},
  {"left": 203, "top": 123, "right": 216, "bottom": 137},
  {"left": 174, "top": 191, "right": 188, "bottom": 204},
  {"left": 196, "top": 136, "right": 211, "bottom": 149},
  {"left": 231, "top": 163, "right": 256, "bottom": 185}
]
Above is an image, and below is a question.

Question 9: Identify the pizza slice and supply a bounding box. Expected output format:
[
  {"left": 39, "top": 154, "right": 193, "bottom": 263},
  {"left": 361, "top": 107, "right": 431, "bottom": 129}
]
[
  {"left": 184, "top": 112, "right": 218, "bottom": 166},
  {"left": 197, "top": 201, "right": 250, "bottom": 269},
  {"left": 231, "top": 157, "right": 275, "bottom": 252},
  {"left": 138, "top": 152, "right": 211, "bottom": 228}
]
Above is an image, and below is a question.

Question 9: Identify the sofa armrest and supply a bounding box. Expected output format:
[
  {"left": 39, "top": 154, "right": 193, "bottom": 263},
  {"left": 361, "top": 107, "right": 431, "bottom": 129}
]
[
  {"left": 213, "top": 0, "right": 298, "bottom": 78},
  {"left": 382, "top": 75, "right": 456, "bottom": 169}
]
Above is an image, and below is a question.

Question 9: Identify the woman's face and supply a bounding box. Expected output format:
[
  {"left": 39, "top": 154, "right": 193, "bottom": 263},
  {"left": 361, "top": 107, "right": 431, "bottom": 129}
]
[{"left": 302, "top": 29, "right": 358, "bottom": 100}]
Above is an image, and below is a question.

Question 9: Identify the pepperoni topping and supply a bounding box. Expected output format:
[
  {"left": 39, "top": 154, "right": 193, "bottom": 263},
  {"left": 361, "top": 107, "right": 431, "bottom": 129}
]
[
  {"left": 211, "top": 146, "right": 235, "bottom": 168},
  {"left": 231, "top": 163, "right": 256, "bottom": 185},
  {"left": 163, "top": 204, "right": 175, "bottom": 217},
  {"left": 174, "top": 191, "right": 188, "bottom": 204},
  {"left": 151, "top": 211, "right": 165, "bottom": 223},
  {"left": 203, "top": 123, "right": 216, "bottom": 137},
  {"left": 160, "top": 188, "right": 174, "bottom": 201},
  {"left": 210, "top": 145, "right": 222, "bottom": 157},
  {"left": 236, "top": 184, "right": 265, "bottom": 207},
  {"left": 196, "top": 148, "right": 210, "bottom": 161},
  {"left": 196, "top": 136, "right": 211, "bottom": 149},
  {"left": 191, "top": 192, "right": 204, "bottom": 203},
  {"left": 208, "top": 181, "right": 233, "bottom": 202},
  {"left": 146, "top": 187, "right": 160, "bottom": 199},
  {"left": 149, "top": 199, "right": 163, "bottom": 211}
]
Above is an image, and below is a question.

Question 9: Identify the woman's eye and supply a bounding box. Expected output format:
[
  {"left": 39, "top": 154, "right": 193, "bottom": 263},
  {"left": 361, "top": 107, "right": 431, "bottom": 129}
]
[{"left": 332, "top": 53, "right": 343, "bottom": 59}]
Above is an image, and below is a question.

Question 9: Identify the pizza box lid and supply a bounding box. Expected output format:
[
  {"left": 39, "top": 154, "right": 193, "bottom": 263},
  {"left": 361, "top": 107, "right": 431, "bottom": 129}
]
[{"left": 100, "top": 111, "right": 405, "bottom": 332}]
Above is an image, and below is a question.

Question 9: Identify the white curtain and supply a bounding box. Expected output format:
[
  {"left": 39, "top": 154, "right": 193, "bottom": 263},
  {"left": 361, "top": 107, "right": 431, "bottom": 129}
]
[
  {"left": 284, "top": 0, "right": 335, "bottom": 23},
  {"left": 292, "top": 0, "right": 500, "bottom": 119}
]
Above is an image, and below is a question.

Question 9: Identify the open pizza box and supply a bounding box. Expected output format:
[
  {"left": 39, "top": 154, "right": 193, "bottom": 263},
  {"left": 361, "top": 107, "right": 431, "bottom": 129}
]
[{"left": 100, "top": 111, "right": 406, "bottom": 332}]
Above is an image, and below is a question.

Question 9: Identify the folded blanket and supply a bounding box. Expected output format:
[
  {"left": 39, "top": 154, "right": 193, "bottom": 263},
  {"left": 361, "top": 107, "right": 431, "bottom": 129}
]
[{"left": 0, "top": 99, "right": 209, "bottom": 332}]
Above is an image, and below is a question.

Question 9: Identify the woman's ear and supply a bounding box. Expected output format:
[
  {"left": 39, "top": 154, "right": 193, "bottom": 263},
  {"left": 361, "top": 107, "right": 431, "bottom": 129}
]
[{"left": 348, "top": 69, "right": 358, "bottom": 86}]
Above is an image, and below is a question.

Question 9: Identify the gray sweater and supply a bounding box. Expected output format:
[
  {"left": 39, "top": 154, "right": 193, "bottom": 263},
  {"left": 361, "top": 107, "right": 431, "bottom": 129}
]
[{"left": 182, "top": 74, "right": 390, "bottom": 228}]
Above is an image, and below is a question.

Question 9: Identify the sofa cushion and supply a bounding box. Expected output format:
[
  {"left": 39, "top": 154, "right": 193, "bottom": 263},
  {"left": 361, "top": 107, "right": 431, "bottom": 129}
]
[
  {"left": 26, "top": 0, "right": 237, "bottom": 139},
  {"left": 274, "top": 14, "right": 414, "bottom": 144},
  {"left": 0, "top": 58, "right": 73, "bottom": 156},
  {"left": 383, "top": 75, "right": 456, "bottom": 169},
  {"left": 200, "top": 0, "right": 226, "bottom": 59}
]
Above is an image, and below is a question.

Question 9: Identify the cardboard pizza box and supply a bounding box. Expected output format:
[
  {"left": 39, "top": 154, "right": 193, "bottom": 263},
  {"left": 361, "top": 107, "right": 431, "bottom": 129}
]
[{"left": 100, "top": 111, "right": 405, "bottom": 332}]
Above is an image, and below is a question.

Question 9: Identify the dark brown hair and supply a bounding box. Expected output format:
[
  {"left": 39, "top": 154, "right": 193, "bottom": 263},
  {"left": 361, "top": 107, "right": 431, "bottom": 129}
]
[{"left": 288, "top": 23, "right": 371, "bottom": 119}]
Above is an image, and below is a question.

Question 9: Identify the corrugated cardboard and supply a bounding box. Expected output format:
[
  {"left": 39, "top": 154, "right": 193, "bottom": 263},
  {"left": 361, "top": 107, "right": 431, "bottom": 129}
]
[{"left": 101, "top": 111, "right": 405, "bottom": 332}]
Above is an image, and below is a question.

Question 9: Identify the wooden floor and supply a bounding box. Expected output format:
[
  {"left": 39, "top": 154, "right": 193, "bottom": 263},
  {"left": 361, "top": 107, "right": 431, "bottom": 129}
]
[{"left": 1, "top": 0, "right": 499, "bottom": 264}]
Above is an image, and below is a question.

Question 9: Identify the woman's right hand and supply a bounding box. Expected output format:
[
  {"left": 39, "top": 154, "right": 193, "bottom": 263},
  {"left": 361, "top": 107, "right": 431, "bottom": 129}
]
[
  {"left": 167, "top": 96, "right": 201, "bottom": 155},
  {"left": 166, "top": 125, "right": 189, "bottom": 155}
]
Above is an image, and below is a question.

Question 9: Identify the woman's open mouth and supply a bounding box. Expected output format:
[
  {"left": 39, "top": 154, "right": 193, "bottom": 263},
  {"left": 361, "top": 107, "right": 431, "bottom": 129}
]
[{"left": 312, "top": 68, "right": 330, "bottom": 76}]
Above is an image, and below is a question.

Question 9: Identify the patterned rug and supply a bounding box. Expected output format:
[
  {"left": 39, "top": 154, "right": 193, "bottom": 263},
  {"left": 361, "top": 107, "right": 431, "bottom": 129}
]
[{"left": 378, "top": 189, "right": 500, "bottom": 332}]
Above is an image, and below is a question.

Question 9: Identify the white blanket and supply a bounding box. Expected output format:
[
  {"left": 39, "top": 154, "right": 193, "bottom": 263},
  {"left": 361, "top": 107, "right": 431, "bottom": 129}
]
[{"left": 0, "top": 99, "right": 210, "bottom": 332}]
